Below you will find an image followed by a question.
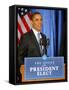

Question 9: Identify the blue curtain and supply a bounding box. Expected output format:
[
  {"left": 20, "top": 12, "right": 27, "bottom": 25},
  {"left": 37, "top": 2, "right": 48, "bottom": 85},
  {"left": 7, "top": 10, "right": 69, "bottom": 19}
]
[{"left": 31, "top": 9, "right": 63, "bottom": 57}]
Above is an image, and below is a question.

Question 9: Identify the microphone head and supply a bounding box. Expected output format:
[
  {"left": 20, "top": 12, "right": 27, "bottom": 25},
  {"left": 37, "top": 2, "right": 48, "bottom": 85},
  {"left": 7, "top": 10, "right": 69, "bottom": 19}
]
[{"left": 40, "top": 38, "right": 50, "bottom": 47}]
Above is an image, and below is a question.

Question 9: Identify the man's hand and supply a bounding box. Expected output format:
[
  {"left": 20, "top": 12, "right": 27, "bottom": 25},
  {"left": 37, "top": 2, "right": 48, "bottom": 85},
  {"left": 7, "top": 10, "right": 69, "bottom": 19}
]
[{"left": 20, "top": 65, "right": 24, "bottom": 82}]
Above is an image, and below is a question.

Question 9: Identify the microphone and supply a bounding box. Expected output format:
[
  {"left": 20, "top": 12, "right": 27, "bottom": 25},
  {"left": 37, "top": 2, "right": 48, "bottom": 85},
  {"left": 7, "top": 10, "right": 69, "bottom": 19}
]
[
  {"left": 40, "top": 38, "right": 49, "bottom": 47},
  {"left": 40, "top": 38, "right": 50, "bottom": 55}
]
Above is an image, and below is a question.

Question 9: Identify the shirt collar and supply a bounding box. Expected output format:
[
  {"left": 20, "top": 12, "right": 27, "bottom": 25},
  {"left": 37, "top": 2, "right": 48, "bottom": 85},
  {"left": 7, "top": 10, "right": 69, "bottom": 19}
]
[
  {"left": 32, "top": 28, "right": 42, "bottom": 41},
  {"left": 32, "top": 28, "right": 40, "bottom": 35}
]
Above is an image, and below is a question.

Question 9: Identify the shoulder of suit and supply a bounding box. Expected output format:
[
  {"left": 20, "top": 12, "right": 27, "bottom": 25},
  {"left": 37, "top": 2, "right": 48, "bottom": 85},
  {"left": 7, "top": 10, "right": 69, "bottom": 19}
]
[{"left": 21, "top": 31, "right": 32, "bottom": 40}]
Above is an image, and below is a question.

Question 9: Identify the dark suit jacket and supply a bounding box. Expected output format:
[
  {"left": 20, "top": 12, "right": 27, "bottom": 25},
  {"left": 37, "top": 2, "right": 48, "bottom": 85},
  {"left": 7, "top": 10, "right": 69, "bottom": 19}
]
[{"left": 18, "top": 30, "right": 47, "bottom": 66}]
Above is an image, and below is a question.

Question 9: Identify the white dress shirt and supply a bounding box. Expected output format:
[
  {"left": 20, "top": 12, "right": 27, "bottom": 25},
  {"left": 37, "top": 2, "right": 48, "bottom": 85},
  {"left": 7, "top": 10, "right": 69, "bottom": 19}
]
[
  {"left": 32, "top": 28, "right": 42, "bottom": 43},
  {"left": 32, "top": 28, "right": 44, "bottom": 55}
]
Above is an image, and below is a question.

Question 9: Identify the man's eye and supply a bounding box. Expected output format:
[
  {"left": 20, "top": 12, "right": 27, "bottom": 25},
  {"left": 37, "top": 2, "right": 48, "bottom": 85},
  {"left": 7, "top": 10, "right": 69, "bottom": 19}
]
[
  {"left": 35, "top": 19, "right": 38, "bottom": 21},
  {"left": 40, "top": 19, "right": 42, "bottom": 21}
]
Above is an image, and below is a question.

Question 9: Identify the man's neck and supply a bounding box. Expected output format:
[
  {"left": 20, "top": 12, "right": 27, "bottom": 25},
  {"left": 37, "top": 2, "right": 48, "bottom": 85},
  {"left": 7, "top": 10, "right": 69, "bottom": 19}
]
[{"left": 32, "top": 28, "right": 40, "bottom": 33}]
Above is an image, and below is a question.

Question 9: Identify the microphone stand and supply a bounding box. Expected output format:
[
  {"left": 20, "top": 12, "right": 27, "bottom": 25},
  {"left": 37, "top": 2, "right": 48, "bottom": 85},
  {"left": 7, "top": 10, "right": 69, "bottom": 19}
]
[{"left": 40, "top": 38, "right": 49, "bottom": 58}]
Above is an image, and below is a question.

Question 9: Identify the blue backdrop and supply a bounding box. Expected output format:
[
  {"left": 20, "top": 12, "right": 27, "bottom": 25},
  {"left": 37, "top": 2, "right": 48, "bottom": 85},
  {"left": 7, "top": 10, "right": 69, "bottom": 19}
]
[{"left": 31, "top": 9, "right": 64, "bottom": 57}]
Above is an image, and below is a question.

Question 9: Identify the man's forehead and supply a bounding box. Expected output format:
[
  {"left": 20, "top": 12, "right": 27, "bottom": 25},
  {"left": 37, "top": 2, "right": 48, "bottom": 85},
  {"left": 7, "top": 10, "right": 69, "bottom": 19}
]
[{"left": 33, "top": 14, "right": 42, "bottom": 19}]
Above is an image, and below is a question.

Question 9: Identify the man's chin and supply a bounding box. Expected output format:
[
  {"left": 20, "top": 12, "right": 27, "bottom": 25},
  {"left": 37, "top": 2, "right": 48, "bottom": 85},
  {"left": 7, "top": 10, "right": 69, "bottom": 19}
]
[
  {"left": 37, "top": 29, "right": 41, "bottom": 32},
  {"left": 33, "top": 27, "right": 41, "bottom": 32},
  {"left": 36, "top": 28, "right": 41, "bottom": 31}
]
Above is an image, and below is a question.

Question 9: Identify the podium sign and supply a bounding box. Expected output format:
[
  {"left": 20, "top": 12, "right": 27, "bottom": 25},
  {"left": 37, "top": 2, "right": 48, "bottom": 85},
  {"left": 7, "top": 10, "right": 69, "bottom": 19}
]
[{"left": 24, "top": 57, "right": 64, "bottom": 80}]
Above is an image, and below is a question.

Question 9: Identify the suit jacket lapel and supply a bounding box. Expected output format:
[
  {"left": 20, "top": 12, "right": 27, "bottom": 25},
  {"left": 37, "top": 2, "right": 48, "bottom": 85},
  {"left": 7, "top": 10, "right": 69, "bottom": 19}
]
[{"left": 30, "top": 30, "right": 41, "bottom": 56}]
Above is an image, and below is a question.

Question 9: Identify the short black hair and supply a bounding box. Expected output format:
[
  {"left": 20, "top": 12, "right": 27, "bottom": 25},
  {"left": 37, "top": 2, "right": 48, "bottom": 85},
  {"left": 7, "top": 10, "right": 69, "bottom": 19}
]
[{"left": 30, "top": 12, "right": 42, "bottom": 20}]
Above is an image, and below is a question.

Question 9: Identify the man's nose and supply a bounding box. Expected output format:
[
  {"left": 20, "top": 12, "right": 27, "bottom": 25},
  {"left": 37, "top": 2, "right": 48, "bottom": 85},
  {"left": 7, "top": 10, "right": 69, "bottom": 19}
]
[
  {"left": 38, "top": 20, "right": 42, "bottom": 23},
  {"left": 38, "top": 21, "right": 42, "bottom": 25}
]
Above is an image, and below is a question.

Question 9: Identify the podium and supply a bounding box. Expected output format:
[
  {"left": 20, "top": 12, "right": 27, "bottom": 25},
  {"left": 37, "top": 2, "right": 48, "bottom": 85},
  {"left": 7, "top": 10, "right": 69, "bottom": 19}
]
[{"left": 21, "top": 57, "right": 65, "bottom": 82}]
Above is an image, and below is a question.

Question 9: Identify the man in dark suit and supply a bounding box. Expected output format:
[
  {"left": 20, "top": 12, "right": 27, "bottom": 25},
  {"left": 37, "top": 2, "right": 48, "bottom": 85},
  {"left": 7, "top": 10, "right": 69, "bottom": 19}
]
[{"left": 18, "top": 12, "right": 47, "bottom": 82}]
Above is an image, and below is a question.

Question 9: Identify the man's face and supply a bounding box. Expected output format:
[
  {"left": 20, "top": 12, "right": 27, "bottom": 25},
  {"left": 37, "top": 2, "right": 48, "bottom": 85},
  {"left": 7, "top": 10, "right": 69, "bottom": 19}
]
[{"left": 31, "top": 14, "right": 42, "bottom": 32}]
